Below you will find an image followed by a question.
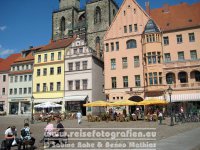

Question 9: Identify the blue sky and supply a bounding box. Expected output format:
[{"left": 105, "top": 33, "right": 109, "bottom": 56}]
[{"left": 0, "top": 0, "right": 199, "bottom": 58}]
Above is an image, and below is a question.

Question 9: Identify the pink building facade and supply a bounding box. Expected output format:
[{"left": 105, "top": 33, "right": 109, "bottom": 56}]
[{"left": 104, "top": 0, "right": 200, "bottom": 113}]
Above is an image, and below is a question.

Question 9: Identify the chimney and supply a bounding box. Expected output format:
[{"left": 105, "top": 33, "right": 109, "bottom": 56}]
[
  {"left": 163, "top": 3, "right": 169, "bottom": 13},
  {"left": 145, "top": 1, "right": 150, "bottom": 15}
]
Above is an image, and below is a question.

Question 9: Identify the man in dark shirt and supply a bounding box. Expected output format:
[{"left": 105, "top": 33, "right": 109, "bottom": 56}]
[{"left": 54, "top": 117, "right": 65, "bottom": 145}]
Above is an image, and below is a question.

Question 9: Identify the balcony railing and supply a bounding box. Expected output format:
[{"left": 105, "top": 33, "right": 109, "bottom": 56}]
[
  {"left": 164, "top": 59, "right": 200, "bottom": 68},
  {"left": 169, "top": 82, "right": 200, "bottom": 89}
]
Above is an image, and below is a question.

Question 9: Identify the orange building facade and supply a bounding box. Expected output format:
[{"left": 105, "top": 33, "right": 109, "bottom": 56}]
[{"left": 104, "top": 0, "right": 200, "bottom": 113}]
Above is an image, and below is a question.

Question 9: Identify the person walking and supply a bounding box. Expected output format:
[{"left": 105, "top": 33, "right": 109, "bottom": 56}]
[{"left": 76, "top": 111, "right": 82, "bottom": 124}]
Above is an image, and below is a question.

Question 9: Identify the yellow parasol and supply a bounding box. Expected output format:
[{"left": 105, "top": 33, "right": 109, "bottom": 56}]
[
  {"left": 110, "top": 100, "right": 138, "bottom": 106},
  {"left": 137, "top": 98, "right": 168, "bottom": 106},
  {"left": 83, "top": 100, "right": 111, "bottom": 107}
]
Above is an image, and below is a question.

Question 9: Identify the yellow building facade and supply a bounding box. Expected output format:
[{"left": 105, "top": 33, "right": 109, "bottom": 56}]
[{"left": 33, "top": 38, "right": 75, "bottom": 102}]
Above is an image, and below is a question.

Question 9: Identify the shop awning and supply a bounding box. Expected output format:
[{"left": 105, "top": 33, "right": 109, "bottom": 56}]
[
  {"left": 33, "top": 98, "right": 62, "bottom": 103},
  {"left": 63, "top": 95, "right": 88, "bottom": 102},
  {"left": 166, "top": 93, "right": 200, "bottom": 102}
]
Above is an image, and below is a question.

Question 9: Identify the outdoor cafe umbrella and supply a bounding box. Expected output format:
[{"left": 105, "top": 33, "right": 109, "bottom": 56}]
[
  {"left": 110, "top": 100, "right": 138, "bottom": 106},
  {"left": 137, "top": 98, "right": 168, "bottom": 106},
  {"left": 34, "top": 101, "right": 62, "bottom": 108},
  {"left": 83, "top": 100, "right": 111, "bottom": 107}
]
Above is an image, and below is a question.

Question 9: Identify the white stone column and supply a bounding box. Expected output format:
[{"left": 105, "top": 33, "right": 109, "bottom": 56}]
[{"left": 18, "top": 101, "right": 21, "bottom": 115}]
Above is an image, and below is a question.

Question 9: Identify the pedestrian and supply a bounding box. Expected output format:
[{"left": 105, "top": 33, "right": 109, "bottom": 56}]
[
  {"left": 158, "top": 111, "right": 163, "bottom": 125},
  {"left": 76, "top": 111, "right": 82, "bottom": 124},
  {"left": 54, "top": 117, "right": 65, "bottom": 145},
  {"left": 4, "top": 126, "right": 21, "bottom": 150}
]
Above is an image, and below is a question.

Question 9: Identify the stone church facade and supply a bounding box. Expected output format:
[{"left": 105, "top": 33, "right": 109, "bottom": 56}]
[{"left": 52, "top": 0, "right": 118, "bottom": 58}]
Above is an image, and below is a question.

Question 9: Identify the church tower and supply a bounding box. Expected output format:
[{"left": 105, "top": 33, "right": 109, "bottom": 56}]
[{"left": 52, "top": 0, "right": 80, "bottom": 40}]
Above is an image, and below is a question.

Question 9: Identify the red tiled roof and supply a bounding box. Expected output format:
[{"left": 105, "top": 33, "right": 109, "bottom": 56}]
[
  {"left": 0, "top": 53, "right": 21, "bottom": 72},
  {"left": 150, "top": 2, "right": 200, "bottom": 32},
  {"left": 38, "top": 36, "right": 76, "bottom": 52},
  {"left": 0, "top": 58, "right": 4, "bottom": 62},
  {"left": 14, "top": 46, "right": 42, "bottom": 63}
]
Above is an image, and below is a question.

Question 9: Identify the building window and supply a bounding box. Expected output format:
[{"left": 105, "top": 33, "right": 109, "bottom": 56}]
[
  {"left": 44, "top": 54, "right": 47, "bottom": 62},
  {"left": 134, "top": 24, "right": 138, "bottom": 32},
  {"left": 14, "top": 88, "right": 17, "bottom": 95},
  {"left": 38, "top": 55, "right": 41, "bottom": 63},
  {"left": 163, "top": 36, "right": 169, "bottom": 45},
  {"left": 105, "top": 43, "right": 109, "bottom": 52},
  {"left": 135, "top": 75, "right": 141, "bottom": 87},
  {"left": 82, "top": 61, "right": 88, "bottom": 70},
  {"left": 116, "top": 42, "right": 119, "bottom": 51},
  {"left": 178, "top": 51, "right": 185, "bottom": 61},
  {"left": 75, "top": 80, "right": 80, "bottom": 90},
  {"left": 50, "top": 67, "right": 54, "bottom": 75},
  {"left": 123, "top": 76, "right": 128, "bottom": 88},
  {"left": 10, "top": 77, "right": 13, "bottom": 83},
  {"left": 37, "top": 69, "right": 40, "bottom": 76},
  {"left": 82, "top": 80, "right": 88, "bottom": 90},
  {"left": 24, "top": 88, "right": 27, "bottom": 94},
  {"left": 113, "top": 9, "right": 116, "bottom": 16},
  {"left": 22, "top": 65, "right": 24, "bottom": 70},
  {"left": 152, "top": 52, "right": 156, "bottom": 64},
  {"left": 3, "top": 75, "right": 6, "bottom": 82},
  {"left": 60, "top": 17, "right": 65, "bottom": 36},
  {"left": 68, "top": 81, "right": 73, "bottom": 90},
  {"left": 79, "top": 48, "right": 83, "bottom": 54},
  {"left": 20, "top": 76, "right": 23, "bottom": 82},
  {"left": 147, "top": 53, "right": 152, "bottom": 64},
  {"left": 164, "top": 53, "right": 171, "bottom": 62},
  {"left": 149, "top": 73, "right": 153, "bottom": 85},
  {"left": 36, "top": 84, "right": 40, "bottom": 92},
  {"left": 124, "top": 26, "right": 127, "bottom": 33},
  {"left": 29, "top": 75, "right": 32, "bottom": 81},
  {"left": 189, "top": 33, "right": 195, "bottom": 42},
  {"left": 57, "top": 67, "right": 61, "bottom": 74},
  {"left": 111, "top": 59, "right": 116, "bottom": 70},
  {"left": 76, "top": 62, "right": 80, "bottom": 71},
  {"left": 15, "top": 76, "right": 18, "bottom": 82},
  {"left": 17, "top": 66, "right": 19, "bottom": 71},
  {"left": 51, "top": 53, "right": 54, "bottom": 61},
  {"left": 58, "top": 52, "right": 62, "bottom": 60},
  {"left": 129, "top": 25, "right": 132, "bottom": 32},
  {"left": 122, "top": 57, "right": 128, "bottom": 69},
  {"left": 43, "top": 83, "right": 47, "bottom": 92},
  {"left": 134, "top": 56, "right": 140, "bottom": 67},
  {"left": 111, "top": 77, "right": 117, "bottom": 89},
  {"left": 111, "top": 43, "right": 114, "bottom": 51},
  {"left": 176, "top": 34, "right": 183, "bottom": 44},
  {"left": 68, "top": 63, "right": 73, "bottom": 71},
  {"left": 74, "top": 49, "right": 77, "bottom": 54},
  {"left": 153, "top": 72, "right": 158, "bottom": 85},
  {"left": 19, "top": 88, "right": 22, "bottom": 95},
  {"left": 126, "top": 39, "right": 137, "bottom": 49},
  {"left": 159, "top": 72, "right": 162, "bottom": 84},
  {"left": 124, "top": 10, "right": 126, "bottom": 16},
  {"left": 94, "top": 6, "right": 101, "bottom": 24},
  {"left": 28, "top": 87, "right": 31, "bottom": 94},
  {"left": 24, "top": 75, "right": 27, "bottom": 82},
  {"left": 2, "top": 88, "right": 5, "bottom": 95},
  {"left": 179, "top": 72, "right": 187, "bottom": 83},
  {"left": 190, "top": 50, "right": 197, "bottom": 60},
  {"left": 50, "top": 82, "right": 53, "bottom": 91},
  {"left": 10, "top": 89, "right": 13, "bottom": 95},
  {"left": 57, "top": 82, "right": 61, "bottom": 91},
  {"left": 43, "top": 68, "right": 47, "bottom": 76}
]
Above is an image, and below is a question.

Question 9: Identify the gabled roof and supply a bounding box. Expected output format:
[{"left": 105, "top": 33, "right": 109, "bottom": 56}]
[
  {"left": 0, "top": 53, "right": 21, "bottom": 72},
  {"left": 144, "top": 19, "right": 160, "bottom": 33},
  {"left": 38, "top": 36, "right": 76, "bottom": 52},
  {"left": 13, "top": 46, "right": 42, "bottom": 64},
  {"left": 150, "top": 2, "right": 200, "bottom": 32}
]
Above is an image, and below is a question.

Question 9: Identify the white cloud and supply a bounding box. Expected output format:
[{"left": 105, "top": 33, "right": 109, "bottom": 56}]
[
  {"left": 0, "top": 49, "right": 15, "bottom": 57},
  {"left": 0, "top": 26, "right": 7, "bottom": 31}
]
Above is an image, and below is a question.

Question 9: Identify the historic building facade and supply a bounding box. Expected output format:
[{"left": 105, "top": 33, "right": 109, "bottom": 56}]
[
  {"left": 8, "top": 49, "right": 36, "bottom": 115},
  {"left": 52, "top": 0, "right": 118, "bottom": 59},
  {"left": 32, "top": 37, "right": 75, "bottom": 106},
  {"left": 0, "top": 54, "right": 20, "bottom": 114},
  {"left": 104, "top": 0, "right": 200, "bottom": 112},
  {"left": 64, "top": 37, "right": 105, "bottom": 115}
]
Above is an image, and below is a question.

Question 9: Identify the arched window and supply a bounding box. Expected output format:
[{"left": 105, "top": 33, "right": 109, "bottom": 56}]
[
  {"left": 178, "top": 72, "right": 188, "bottom": 83},
  {"left": 126, "top": 39, "right": 137, "bottom": 49},
  {"left": 95, "top": 36, "right": 100, "bottom": 47},
  {"left": 94, "top": 6, "right": 101, "bottom": 24},
  {"left": 60, "top": 17, "right": 65, "bottom": 35},
  {"left": 166, "top": 73, "right": 175, "bottom": 84}
]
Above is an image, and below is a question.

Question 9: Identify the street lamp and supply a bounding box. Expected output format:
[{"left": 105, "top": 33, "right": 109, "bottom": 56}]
[
  {"left": 31, "top": 96, "right": 34, "bottom": 124},
  {"left": 167, "top": 85, "right": 174, "bottom": 126}
]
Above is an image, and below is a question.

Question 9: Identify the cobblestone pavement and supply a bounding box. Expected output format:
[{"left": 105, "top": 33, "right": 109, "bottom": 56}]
[{"left": 0, "top": 116, "right": 200, "bottom": 149}]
